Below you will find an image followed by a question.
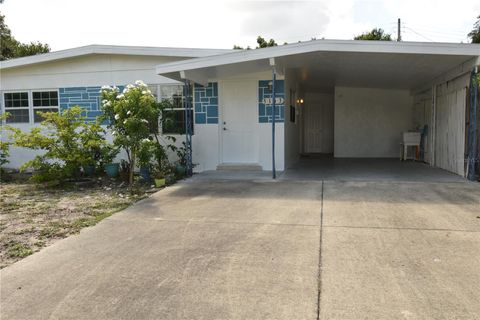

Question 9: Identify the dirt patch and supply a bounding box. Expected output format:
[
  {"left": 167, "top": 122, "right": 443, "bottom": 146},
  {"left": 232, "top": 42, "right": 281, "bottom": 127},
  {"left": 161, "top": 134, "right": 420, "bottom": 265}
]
[{"left": 0, "top": 177, "right": 153, "bottom": 268}]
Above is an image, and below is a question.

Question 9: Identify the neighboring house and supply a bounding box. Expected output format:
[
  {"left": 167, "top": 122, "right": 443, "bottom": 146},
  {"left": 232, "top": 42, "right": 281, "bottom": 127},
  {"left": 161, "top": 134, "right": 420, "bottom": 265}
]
[{"left": 1, "top": 40, "right": 479, "bottom": 178}]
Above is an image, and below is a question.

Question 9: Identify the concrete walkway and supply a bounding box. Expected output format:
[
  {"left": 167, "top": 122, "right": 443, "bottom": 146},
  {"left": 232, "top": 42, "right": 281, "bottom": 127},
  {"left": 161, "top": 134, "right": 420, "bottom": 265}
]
[{"left": 1, "top": 177, "right": 479, "bottom": 319}]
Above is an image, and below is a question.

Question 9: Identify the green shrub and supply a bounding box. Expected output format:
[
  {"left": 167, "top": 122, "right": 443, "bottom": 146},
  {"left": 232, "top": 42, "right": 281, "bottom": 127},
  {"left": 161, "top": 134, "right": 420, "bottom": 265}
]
[
  {"left": 10, "top": 106, "right": 108, "bottom": 182},
  {"left": 1, "top": 112, "right": 11, "bottom": 169}
]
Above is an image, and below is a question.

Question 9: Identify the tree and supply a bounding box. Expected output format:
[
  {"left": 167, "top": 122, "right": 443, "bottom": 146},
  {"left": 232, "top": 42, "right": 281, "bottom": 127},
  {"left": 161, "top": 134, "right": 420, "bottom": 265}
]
[
  {"left": 354, "top": 28, "right": 392, "bottom": 41},
  {"left": 468, "top": 15, "right": 480, "bottom": 43},
  {"left": 0, "top": 12, "right": 50, "bottom": 60},
  {"left": 101, "top": 81, "right": 161, "bottom": 186},
  {"left": 256, "top": 36, "right": 278, "bottom": 48},
  {"left": 233, "top": 36, "right": 277, "bottom": 50}
]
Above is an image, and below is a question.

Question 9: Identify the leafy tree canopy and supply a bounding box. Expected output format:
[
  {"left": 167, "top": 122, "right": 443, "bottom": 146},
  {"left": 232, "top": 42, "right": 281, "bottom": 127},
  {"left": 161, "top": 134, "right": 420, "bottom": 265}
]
[
  {"left": 0, "top": 12, "right": 50, "bottom": 60},
  {"left": 256, "top": 36, "right": 278, "bottom": 48},
  {"left": 468, "top": 15, "right": 480, "bottom": 43},
  {"left": 354, "top": 28, "right": 392, "bottom": 41},
  {"left": 233, "top": 36, "right": 278, "bottom": 50}
]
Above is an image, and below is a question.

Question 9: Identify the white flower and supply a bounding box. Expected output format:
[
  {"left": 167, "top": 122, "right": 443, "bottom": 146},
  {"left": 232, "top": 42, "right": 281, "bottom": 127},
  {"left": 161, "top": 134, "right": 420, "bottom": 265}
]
[
  {"left": 123, "top": 120, "right": 127, "bottom": 124},
  {"left": 114, "top": 114, "right": 120, "bottom": 120},
  {"left": 127, "top": 110, "right": 131, "bottom": 115},
  {"left": 104, "top": 101, "right": 111, "bottom": 107},
  {"left": 141, "top": 119, "right": 148, "bottom": 123},
  {"left": 142, "top": 138, "right": 150, "bottom": 143},
  {"left": 117, "top": 94, "right": 124, "bottom": 99},
  {"left": 135, "top": 80, "right": 146, "bottom": 87},
  {"left": 112, "top": 130, "right": 117, "bottom": 136},
  {"left": 101, "top": 85, "right": 112, "bottom": 90},
  {"left": 142, "top": 90, "right": 147, "bottom": 94}
]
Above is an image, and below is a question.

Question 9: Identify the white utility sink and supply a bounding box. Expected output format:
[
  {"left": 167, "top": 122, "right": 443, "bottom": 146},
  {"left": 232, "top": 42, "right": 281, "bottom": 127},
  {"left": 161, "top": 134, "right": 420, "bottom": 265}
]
[{"left": 400, "top": 132, "right": 421, "bottom": 161}]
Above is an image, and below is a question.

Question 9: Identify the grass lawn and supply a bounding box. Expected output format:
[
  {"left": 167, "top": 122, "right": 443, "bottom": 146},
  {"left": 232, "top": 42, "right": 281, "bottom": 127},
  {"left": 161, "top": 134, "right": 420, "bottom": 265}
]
[{"left": 0, "top": 176, "right": 152, "bottom": 268}]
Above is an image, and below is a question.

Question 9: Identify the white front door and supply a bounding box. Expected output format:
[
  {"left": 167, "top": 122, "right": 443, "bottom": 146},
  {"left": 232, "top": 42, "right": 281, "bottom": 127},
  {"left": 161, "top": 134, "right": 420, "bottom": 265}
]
[{"left": 220, "top": 80, "right": 258, "bottom": 163}]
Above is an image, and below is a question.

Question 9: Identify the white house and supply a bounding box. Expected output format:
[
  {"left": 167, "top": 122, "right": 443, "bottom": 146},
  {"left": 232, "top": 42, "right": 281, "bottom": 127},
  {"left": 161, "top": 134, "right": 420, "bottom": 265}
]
[{"left": 1, "top": 40, "right": 479, "bottom": 180}]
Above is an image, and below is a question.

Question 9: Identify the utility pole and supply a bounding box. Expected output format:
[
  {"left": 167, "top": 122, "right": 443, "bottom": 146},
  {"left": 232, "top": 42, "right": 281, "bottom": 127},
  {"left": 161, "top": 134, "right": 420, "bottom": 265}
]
[{"left": 397, "top": 18, "right": 402, "bottom": 41}]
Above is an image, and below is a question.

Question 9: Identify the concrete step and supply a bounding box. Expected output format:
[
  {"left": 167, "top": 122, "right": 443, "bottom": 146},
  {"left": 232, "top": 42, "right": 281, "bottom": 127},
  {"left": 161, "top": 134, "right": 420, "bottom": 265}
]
[{"left": 216, "top": 163, "right": 263, "bottom": 171}]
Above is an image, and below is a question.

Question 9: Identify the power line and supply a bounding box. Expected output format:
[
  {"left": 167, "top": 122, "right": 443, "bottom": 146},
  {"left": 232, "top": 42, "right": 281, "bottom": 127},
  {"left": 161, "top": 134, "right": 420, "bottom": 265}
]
[
  {"left": 401, "top": 22, "right": 468, "bottom": 36},
  {"left": 403, "top": 27, "right": 436, "bottom": 42}
]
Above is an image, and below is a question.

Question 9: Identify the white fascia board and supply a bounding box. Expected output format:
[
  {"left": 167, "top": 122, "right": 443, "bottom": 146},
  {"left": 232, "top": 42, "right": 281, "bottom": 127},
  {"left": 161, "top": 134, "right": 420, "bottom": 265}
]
[
  {"left": 0, "top": 44, "right": 233, "bottom": 70},
  {"left": 156, "top": 39, "right": 480, "bottom": 75}
]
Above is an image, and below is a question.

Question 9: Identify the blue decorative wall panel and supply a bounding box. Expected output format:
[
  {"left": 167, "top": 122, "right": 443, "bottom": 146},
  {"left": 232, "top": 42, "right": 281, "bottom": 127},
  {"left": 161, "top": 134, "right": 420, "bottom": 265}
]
[
  {"left": 59, "top": 86, "right": 102, "bottom": 121},
  {"left": 59, "top": 86, "right": 126, "bottom": 122},
  {"left": 194, "top": 82, "right": 218, "bottom": 124},
  {"left": 258, "top": 80, "right": 285, "bottom": 123}
]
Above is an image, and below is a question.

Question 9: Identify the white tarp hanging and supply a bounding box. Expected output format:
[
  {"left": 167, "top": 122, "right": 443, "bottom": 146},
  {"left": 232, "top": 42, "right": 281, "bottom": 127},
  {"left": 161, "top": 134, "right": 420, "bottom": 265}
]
[{"left": 435, "top": 74, "right": 469, "bottom": 176}]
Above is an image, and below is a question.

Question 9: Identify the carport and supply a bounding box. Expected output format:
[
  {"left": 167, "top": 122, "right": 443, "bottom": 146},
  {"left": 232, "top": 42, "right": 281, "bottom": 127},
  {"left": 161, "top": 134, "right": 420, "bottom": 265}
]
[{"left": 155, "top": 40, "right": 480, "bottom": 181}]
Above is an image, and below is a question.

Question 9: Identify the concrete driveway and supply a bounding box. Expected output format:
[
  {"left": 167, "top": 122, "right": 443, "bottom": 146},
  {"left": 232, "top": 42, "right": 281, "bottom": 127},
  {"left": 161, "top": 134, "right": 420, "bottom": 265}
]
[{"left": 1, "top": 176, "right": 479, "bottom": 319}]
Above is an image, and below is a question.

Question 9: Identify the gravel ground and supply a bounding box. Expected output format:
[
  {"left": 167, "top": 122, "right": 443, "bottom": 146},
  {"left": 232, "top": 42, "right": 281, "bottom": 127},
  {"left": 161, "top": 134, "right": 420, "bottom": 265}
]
[{"left": 0, "top": 177, "right": 152, "bottom": 268}]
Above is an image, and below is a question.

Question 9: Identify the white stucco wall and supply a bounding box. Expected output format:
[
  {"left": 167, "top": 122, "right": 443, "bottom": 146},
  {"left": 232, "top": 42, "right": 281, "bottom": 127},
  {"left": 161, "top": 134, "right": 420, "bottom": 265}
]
[
  {"left": 0, "top": 55, "right": 186, "bottom": 90},
  {"left": 191, "top": 125, "right": 219, "bottom": 172},
  {"left": 334, "top": 86, "right": 414, "bottom": 158}
]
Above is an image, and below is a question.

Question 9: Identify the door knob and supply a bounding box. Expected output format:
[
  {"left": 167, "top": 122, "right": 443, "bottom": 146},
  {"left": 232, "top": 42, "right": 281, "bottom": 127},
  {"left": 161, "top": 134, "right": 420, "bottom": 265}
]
[
  {"left": 223, "top": 121, "right": 226, "bottom": 125},
  {"left": 223, "top": 127, "right": 227, "bottom": 130}
]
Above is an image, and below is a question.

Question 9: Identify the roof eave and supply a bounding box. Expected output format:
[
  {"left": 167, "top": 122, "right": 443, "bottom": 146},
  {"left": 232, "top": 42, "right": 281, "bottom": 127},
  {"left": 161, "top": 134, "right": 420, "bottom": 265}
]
[
  {"left": 155, "top": 39, "right": 480, "bottom": 75},
  {"left": 0, "top": 44, "right": 233, "bottom": 70}
]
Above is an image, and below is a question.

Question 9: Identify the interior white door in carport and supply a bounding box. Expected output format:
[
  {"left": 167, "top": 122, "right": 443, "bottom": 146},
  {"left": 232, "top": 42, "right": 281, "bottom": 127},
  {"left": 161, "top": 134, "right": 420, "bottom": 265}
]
[
  {"left": 219, "top": 80, "right": 258, "bottom": 163},
  {"left": 304, "top": 93, "right": 334, "bottom": 153}
]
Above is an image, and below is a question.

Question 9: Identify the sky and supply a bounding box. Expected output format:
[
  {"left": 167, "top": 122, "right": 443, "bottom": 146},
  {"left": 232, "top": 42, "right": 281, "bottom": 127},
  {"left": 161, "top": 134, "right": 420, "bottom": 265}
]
[{"left": 1, "top": 0, "right": 479, "bottom": 51}]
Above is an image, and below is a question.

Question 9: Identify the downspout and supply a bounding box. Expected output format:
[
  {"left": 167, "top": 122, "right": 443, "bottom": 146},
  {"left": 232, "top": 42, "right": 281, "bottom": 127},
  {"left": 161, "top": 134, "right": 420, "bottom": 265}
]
[
  {"left": 467, "top": 67, "right": 478, "bottom": 181},
  {"left": 431, "top": 84, "right": 437, "bottom": 167},
  {"left": 271, "top": 68, "right": 277, "bottom": 179}
]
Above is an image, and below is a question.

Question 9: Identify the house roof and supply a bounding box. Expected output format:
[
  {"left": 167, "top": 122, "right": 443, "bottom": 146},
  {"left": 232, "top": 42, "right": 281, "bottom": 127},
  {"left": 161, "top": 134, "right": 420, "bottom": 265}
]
[
  {"left": 0, "top": 44, "right": 234, "bottom": 70},
  {"left": 154, "top": 39, "right": 480, "bottom": 90}
]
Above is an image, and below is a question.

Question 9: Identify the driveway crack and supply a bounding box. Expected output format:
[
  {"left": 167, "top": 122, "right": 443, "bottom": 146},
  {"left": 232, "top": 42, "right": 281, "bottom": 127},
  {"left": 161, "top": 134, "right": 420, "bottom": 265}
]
[{"left": 317, "top": 180, "right": 325, "bottom": 320}]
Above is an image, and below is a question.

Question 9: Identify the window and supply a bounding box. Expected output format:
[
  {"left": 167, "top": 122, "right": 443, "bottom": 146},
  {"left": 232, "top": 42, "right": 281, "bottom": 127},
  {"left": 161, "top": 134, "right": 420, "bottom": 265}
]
[
  {"left": 32, "top": 91, "right": 59, "bottom": 123},
  {"left": 4, "top": 92, "right": 29, "bottom": 123},
  {"left": 162, "top": 109, "right": 194, "bottom": 135},
  {"left": 2, "top": 90, "right": 59, "bottom": 124},
  {"left": 160, "top": 84, "right": 193, "bottom": 135}
]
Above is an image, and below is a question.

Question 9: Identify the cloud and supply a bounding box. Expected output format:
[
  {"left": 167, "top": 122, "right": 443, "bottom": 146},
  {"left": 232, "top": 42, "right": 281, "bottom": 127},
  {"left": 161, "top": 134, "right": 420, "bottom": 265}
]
[
  {"left": 229, "top": 1, "right": 330, "bottom": 44},
  {"left": 1, "top": 0, "right": 478, "bottom": 51}
]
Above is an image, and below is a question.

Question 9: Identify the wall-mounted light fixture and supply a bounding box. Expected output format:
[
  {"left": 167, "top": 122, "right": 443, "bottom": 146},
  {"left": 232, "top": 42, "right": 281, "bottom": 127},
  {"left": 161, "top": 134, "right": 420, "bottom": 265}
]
[
  {"left": 296, "top": 98, "right": 304, "bottom": 104},
  {"left": 268, "top": 81, "right": 273, "bottom": 91}
]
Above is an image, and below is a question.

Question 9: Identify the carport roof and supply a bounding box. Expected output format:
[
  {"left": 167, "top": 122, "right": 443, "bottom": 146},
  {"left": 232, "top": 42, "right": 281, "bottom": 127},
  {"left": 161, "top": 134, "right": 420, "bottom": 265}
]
[{"left": 155, "top": 39, "right": 480, "bottom": 90}]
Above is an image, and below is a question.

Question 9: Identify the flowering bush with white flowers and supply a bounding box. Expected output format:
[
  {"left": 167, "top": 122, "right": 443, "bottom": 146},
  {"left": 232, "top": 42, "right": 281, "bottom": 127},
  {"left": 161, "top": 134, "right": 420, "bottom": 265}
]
[{"left": 100, "top": 81, "right": 161, "bottom": 185}]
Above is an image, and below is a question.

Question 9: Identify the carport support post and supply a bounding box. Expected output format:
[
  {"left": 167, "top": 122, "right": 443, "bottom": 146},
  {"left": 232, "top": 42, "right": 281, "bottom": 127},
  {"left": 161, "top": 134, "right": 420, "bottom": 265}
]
[
  {"left": 183, "top": 79, "right": 193, "bottom": 177},
  {"left": 271, "top": 68, "right": 277, "bottom": 179},
  {"left": 467, "top": 68, "right": 478, "bottom": 181}
]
